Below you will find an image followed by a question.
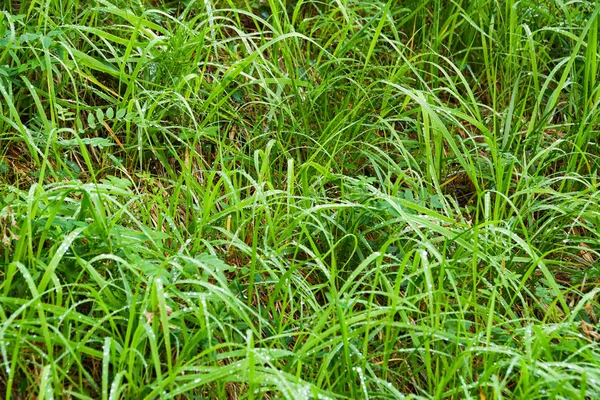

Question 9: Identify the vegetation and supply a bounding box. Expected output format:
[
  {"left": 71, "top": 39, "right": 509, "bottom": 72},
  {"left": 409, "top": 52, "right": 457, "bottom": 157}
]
[{"left": 1, "top": 0, "right": 599, "bottom": 398}]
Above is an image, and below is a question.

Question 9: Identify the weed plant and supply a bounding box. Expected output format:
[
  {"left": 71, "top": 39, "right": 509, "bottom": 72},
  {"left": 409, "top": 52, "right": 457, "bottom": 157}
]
[{"left": 0, "top": 0, "right": 599, "bottom": 398}]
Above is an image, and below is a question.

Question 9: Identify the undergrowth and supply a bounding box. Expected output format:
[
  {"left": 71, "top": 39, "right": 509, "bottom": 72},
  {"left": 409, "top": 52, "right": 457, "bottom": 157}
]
[{"left": 0, "top": 0, "right": 599, "bottom": 398}]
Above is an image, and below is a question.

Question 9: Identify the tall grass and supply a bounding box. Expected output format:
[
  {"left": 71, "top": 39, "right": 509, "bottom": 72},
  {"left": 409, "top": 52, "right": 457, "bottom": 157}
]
[{"left": 1, "top": 0, "right": 599, "bottom": 398}]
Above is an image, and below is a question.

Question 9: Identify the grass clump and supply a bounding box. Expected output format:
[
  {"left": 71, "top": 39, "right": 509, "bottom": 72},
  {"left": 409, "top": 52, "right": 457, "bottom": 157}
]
[{"left": 1, "top": 0, "right": 599, "bottom": 398}]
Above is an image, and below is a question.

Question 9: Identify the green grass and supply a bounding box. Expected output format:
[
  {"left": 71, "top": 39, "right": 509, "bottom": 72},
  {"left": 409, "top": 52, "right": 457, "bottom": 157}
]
[{"left": 1, "top": 0, "right": 599, "bottom": 398}]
